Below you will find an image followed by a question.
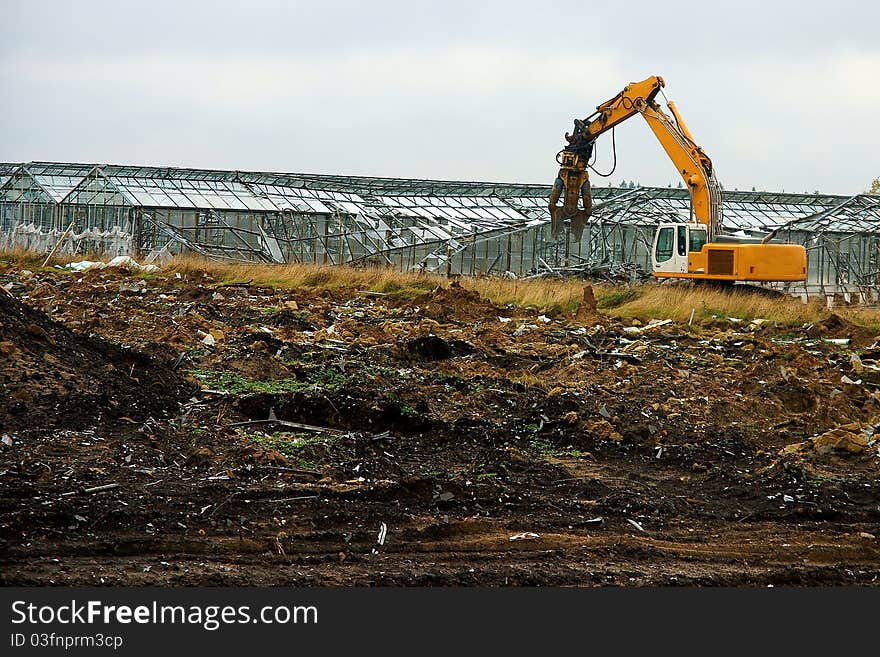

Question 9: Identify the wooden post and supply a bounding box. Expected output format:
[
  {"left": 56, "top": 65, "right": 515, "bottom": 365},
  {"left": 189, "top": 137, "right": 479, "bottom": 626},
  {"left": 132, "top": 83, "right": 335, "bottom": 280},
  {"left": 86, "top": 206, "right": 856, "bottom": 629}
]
[{"left": 42, "top": 221, "right": 75, "bottom": 267}]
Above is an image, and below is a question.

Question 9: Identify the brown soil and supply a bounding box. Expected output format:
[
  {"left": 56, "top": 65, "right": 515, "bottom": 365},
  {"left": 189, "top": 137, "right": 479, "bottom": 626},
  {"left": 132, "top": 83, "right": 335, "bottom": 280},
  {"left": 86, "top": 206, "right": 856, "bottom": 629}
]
[
  {"left": 1, "top": 265, "right": 879, "bottom": 586},
  {"left": 0, "top": 291, "right": 194, "bottom": 432}
]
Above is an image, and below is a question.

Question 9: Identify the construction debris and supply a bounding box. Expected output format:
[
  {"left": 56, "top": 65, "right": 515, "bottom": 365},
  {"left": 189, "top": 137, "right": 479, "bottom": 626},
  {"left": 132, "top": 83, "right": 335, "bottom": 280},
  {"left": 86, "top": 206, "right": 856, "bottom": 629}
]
[
  {"left": 63, "top": 255, "right": 159, "bottom": 273},
  {"left": 2, "top": 261, "right": 880, "bottom": 586},
  {"left": 627, "top": 519, "right": 646, "bottom": 532},
  {"left": 527, "top": 261, "right": 650, "bottom": 283}
]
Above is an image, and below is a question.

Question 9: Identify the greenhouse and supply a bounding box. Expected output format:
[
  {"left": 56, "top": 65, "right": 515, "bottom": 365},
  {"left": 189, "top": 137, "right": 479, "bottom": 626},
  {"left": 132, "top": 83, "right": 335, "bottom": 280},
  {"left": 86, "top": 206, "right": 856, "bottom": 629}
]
[{"left": 1, "top": 161, "right": 879, "bottom": 296}]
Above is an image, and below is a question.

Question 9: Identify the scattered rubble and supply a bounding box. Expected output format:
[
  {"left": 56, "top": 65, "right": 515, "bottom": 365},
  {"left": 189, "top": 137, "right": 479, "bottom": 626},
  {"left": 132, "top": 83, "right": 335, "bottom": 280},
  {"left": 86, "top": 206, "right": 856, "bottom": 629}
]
[
  {"left": 781, "top": 422, "right": 877, "bottom": 456},
  {"left": 527, "top": 260, "right": 650, "bottom": 283},
  {"left": 1, "top": 261, "right": 879, "bottom": 586}
]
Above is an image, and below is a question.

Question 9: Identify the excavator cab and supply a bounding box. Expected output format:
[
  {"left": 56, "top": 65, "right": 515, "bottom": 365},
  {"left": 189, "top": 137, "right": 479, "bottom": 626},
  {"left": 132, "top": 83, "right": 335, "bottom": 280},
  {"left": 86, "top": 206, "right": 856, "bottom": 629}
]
[{"left": 652, "top": 223, "right": 707, "bottom": 275}]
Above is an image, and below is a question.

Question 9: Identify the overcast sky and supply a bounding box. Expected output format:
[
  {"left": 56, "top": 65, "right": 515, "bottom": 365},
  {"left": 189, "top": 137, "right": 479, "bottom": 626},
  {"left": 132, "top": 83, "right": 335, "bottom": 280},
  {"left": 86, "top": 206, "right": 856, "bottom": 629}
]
[{"left": 1, "top": 0, "right": 877, "bottom": 194}]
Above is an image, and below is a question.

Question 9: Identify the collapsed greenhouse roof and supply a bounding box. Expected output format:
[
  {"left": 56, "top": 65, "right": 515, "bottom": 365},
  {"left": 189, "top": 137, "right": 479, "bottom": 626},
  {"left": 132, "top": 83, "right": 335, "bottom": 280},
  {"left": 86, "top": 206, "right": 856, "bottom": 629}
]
[{"left": 3, "top": 161, "right": 875, "bottom": 231}]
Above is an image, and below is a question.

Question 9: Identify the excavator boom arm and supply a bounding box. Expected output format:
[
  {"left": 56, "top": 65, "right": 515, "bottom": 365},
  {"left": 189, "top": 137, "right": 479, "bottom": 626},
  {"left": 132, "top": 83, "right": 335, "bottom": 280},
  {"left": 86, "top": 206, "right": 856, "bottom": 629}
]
[
  {"left": 550, "top": 75, "right": 720, "bottom": 240},
  {"left": 581, "top": 76, "right": 665, "bottom": 140},
  {"left": 638, "top": 99, "right": 720, "bottom": 239}
]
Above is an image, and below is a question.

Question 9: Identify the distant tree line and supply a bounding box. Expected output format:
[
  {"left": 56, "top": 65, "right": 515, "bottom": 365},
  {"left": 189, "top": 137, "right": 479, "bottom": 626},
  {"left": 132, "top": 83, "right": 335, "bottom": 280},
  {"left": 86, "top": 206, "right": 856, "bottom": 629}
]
[{"left": 611, "top": 179, "right": 873, "bottom": 194}]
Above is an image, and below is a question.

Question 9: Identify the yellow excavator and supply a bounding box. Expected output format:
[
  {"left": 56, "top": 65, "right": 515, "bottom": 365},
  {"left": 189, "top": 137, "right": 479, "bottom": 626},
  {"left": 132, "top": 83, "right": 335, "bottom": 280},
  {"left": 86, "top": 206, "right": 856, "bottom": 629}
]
[{"left": 549, "top": 76, "right": 806, "bottom": 282}]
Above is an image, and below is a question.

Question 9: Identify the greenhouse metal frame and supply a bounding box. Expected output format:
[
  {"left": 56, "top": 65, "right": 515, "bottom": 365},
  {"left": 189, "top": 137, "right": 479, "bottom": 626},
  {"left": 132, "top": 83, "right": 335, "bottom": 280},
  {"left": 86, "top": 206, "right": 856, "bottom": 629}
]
[{"left": 1, "top": 161, "right": 879, "bottom": 296}]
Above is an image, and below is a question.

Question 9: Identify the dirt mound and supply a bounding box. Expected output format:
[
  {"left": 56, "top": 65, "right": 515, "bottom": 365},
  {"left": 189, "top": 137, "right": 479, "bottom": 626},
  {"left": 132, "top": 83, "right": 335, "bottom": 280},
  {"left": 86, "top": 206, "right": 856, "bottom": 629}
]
[
  {"left": 576, "top": 284, "right": 600, "bottom": 320},
  {"left": 808, "top": 313, "right": 876, "bottom": 346},
  {"left": 409, "top": 282, "right": 502, "bottom": 322},
  {"left": 0, "top": 292, "right": 195, "bottom": 432}
]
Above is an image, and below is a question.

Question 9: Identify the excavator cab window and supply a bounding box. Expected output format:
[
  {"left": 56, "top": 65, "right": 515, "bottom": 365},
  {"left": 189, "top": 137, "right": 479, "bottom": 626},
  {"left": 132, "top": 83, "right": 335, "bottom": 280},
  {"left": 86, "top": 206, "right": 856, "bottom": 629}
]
[
  {"left": 655, "top": 227, "right": 674, "bottom": 262},
  {"left": 689, "top": 227, "right": 708, "bottom": 253},
  {"left": 677, "top": 226, "right": 687, "bottom": 256}
]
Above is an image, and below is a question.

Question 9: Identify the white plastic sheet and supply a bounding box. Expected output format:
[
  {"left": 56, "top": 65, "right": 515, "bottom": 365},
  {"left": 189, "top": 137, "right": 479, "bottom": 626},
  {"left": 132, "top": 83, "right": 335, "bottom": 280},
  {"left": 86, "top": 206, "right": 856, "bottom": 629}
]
[{"left": 64, "top": 255, "right": 159, "bottom": 273}]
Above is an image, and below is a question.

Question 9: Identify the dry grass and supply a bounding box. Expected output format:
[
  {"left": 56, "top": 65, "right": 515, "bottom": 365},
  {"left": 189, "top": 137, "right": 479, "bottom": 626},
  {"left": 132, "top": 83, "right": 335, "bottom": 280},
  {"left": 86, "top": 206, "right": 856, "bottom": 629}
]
[
  {"left": 598, "top": 283, "right": 880, "bottom": 331},
  {"left": 508, "top": 372, "right": 552, "bottom": 392},
  {"left": 166, "top": 254, "right": 586, "bottom": 311},
  {"left": 836, "top": 306, "right": 880, "bottom": 334},
  {"left": 170, "top": 255, "right": 848, "bottom": 325},
  {"left": 0, "top": 246, "right": 88, "bottom": 268},
  {"left": 6, "top": 248, "right": 880, "bottom": 330},
  {"left": 166, "top": 255, "right": 443, "bottom": 296},
  {"left": 466, "top": 277, "right": 585, "bottom": 313},
  {"left": 598, "top": 284, "right": 827, "bottom": 324}
]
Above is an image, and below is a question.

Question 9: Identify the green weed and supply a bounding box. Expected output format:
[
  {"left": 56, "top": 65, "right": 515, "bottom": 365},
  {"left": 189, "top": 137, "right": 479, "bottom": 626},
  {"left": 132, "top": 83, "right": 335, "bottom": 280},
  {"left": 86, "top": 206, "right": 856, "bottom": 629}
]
[{"left": 597, "top": 288, "right": 640, "bottom": 309}]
